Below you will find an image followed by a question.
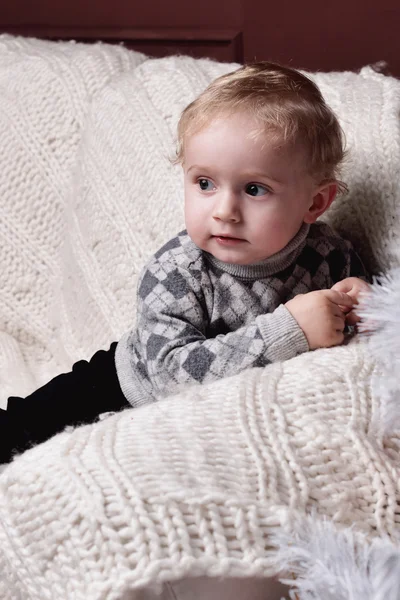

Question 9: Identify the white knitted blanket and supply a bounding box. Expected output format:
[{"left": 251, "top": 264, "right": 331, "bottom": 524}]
[
  {"left": 1, "top": 35, "right": 400, "bottom": 599},
  {"left": 1, "top": 34, "right": 400, "bottom": 406},
  {"left": 0, "top": 340, "right": 399, "bottom": 599}
]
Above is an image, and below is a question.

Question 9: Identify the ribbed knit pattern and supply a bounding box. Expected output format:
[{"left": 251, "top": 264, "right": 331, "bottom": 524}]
[{"left": 1, "top": 341, "right": 399, "bottom": 600}]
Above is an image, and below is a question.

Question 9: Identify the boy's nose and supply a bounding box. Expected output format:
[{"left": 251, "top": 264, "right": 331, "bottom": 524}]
[{"left": 212, "top": 191, "right": 241, "bottom": 223}]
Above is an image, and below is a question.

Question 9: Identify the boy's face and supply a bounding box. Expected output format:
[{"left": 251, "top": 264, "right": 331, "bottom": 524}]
[{"left": 183, "top": 112, "right": 321, "bottom": 265}]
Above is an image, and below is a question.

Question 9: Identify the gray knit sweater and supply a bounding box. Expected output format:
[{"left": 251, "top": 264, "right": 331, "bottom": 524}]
[{"left": 115, "top": 221, "right": 365, "bottom": 407}]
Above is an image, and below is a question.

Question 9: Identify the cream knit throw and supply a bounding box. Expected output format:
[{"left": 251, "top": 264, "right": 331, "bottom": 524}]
[
  {"left": 1, "top": 340, "right": 399, "bottom": 600},
  {"left": 1, "top": 35, "right": 400, "bottom": 407},
  {"left": 1, "top": 35, "right": 400, "bottom": 598}
]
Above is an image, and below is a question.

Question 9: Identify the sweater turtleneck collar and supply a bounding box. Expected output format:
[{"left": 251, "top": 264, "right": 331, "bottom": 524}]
[{"left": 204, "top": 222, "right": 310, "bottom": 279}]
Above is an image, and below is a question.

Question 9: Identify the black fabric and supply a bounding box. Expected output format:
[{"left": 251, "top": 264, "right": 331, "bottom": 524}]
[{"left": 0, "top": 342, "right": 128, "bottom": 464}]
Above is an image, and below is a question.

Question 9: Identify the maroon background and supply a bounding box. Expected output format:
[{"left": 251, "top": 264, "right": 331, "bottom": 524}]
[{"left": 0, "top": 1, "right": 399, "bottom": 76}]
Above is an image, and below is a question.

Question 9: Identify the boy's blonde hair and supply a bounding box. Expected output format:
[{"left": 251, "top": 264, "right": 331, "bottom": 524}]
[{"left": 175, "top": 61, "right": 346, "bottom": 187}]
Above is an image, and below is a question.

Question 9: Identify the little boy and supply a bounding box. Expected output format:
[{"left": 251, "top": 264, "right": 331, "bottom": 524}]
[{"left": 0, "top": 61, "right": 369, "bottom": 463}]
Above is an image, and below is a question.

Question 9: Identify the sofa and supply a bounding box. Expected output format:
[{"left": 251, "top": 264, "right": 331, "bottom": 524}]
[{"left": 0, "top": 34, "right": 400, "bottom": 600}]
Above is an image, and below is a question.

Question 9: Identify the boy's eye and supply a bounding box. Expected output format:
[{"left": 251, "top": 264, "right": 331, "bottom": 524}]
[
  {"left": 246, "top": 183, "right": 269, "bottom": 197},
  {"left": 198, "top": 178, "right": 214, "bottom": 191}
]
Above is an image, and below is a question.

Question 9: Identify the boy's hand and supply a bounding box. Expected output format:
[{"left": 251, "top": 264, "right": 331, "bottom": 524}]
[
  {"left": 285, "top": 290, "right": 354, "bottom": 350},
  {"left": 331, "top": 277, "right": 371, "bottom": 325}
]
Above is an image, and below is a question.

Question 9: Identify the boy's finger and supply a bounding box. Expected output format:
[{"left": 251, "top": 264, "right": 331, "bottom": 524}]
[
  {"left": 325, "top": 290, "right": 354, "bottom": 307},
  {"left": 333, "top": 316, "right": 346, "bottom": 331},
  {"left": 338, "top": 303, "right": 352, "bottom": 314},
  {"left": 331, "top": 281, "right": 352, "bottom": 294},
  {"left": 345, "top": 310, "right": 361, "bottom": 326}
]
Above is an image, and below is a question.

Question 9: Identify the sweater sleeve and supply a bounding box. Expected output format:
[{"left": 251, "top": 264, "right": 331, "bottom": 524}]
[{"left": 133, "top": 262, "right": 308, "bottom": 397}]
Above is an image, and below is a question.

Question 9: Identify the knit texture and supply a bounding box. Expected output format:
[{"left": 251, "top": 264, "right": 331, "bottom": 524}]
[
  {"left": 116, "top": 223, "right": 365, "bottom": 406},
  {"left": 1, "top": 340, "right": 399, "bottom": 600},
  {"left": 0, "top": 35, "right": 146, "bottom": 406},
  {"left": 1, "top": 36, "right": 400, "bottom": 408},
  {"left": 1, "top": 36, "right": 400, "bottom": 599}
]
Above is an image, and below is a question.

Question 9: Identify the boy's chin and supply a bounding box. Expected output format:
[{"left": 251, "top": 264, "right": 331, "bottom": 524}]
[{"left": 211, "top": 248, "right": 268, "bottom": 266}]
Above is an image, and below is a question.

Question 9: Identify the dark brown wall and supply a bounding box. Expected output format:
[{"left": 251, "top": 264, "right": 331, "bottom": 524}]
[
  {"left": 244, "top": 0, "right": 399, "bottom": 76},
  {"left": 1, "top": 1, "right": 399, "bottom": 76}
]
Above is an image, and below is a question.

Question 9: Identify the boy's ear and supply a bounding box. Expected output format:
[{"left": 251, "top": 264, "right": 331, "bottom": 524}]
[{"left": 303, "top": 182, "right": 337, "bottom": 224}]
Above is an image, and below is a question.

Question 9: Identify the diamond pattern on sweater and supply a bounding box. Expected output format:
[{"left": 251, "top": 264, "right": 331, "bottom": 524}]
[
  {"left": 117, "top": 222, "right": 367, "bottom": 403},
  {"left": 163, "top": 269, "right": 190, "bottom": 299},
  {"left": 147, "top": 333, "right": 170, "bottom": 360},
  {"left": 182, "top": 345, "right": 216, "bottom": 381},
  {"left": 154, "top": 235, "right": 182, "bottom": 259},
  {"left": 138, "top": 271, "right": 160, "bottom": 300},
  {"left": 296, "top": 245, "right": 325, "bottom": 276}
]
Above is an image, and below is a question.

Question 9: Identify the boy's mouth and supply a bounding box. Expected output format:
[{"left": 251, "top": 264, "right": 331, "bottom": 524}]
[{"left": 213, "top": 234, "right": 246, "bottom": 245}]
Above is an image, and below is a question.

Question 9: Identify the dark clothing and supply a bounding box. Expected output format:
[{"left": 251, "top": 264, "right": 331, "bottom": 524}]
[{"left": 0, "top": 343, "right": 128, "bottom": 464}]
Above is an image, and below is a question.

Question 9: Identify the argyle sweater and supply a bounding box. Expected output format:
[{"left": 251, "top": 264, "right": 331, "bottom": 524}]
[{"left": 115, "top": 221, "right": 366, "bottom": 407}]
